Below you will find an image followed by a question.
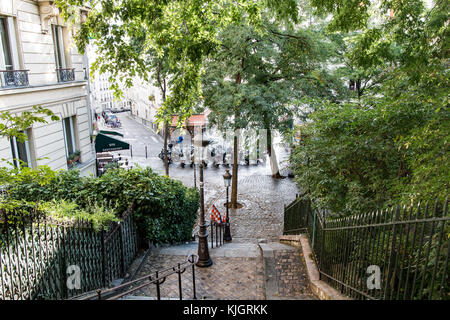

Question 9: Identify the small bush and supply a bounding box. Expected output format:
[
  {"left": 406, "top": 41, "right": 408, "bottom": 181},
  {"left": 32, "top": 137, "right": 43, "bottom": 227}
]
[
  {"left": 6, "top": 167, "right": 200, "bottom": 244},
  {"left": 38, "top": 199, "right": 119, "bottom": 231}
]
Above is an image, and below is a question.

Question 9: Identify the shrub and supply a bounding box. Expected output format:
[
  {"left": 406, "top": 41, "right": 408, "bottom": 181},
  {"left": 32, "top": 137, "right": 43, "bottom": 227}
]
[
  {"left": 6, "top": 167, "right": 200, "bottom": 244},
  {"left": 38, "top": 199, "right": 119, "bottom": 231}
]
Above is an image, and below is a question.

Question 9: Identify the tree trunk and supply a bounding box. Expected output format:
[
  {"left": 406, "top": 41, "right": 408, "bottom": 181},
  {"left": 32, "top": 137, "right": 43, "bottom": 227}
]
[
  {"left": 230, "top": 132, "right": 239, "bottom": 208},
  {"left": 164, "top": 123, "right": 169, "bottom": 176},
  {"left": 162, "top": 77, "right": 169, "bottom": 176},
  {"left": 267, "top": 128, "right": 283, "bottom": 179},
  {"left": 230, "top": 59, "right": 244, "bottom": 209}
]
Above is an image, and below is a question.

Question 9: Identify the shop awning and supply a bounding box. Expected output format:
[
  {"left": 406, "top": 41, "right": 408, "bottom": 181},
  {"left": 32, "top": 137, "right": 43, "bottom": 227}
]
[
  {"left": 95, "top": 132, "right": 130, "bottom": 153},
  {"left": 99, "top": 130, "right": 124, "bottom": 137}
]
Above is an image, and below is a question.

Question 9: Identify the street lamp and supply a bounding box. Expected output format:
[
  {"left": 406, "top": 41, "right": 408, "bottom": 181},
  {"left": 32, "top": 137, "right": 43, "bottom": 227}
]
[
  {"left": 223, "top": 169, "right": 232, "bottom": 242},
  {"left": 196, "top": 148, "right": 213, "bottom": 267}
]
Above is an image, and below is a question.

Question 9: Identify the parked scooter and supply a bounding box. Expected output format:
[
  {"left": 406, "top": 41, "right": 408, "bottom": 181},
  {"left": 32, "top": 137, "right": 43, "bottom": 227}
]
[
  {"left": 179, "top": 148, "right": 186, "bottom": 168},
  {"left": 223, "top": 146, "right": 233, "bottom": 167},
  {"left": 210, "top": 146, "right": 222, "bottom": 168},
  {"left": 158, "top": 143, "right": 173, "bottom": 164}
]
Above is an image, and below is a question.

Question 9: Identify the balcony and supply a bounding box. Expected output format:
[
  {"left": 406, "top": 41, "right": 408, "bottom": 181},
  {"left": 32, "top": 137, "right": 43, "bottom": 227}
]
[
  {"left": 0, "top": 70, "right": 30, "bottom": 88},
  {"left": 56, "top": 68, "right": 75, "bottom": 83}
]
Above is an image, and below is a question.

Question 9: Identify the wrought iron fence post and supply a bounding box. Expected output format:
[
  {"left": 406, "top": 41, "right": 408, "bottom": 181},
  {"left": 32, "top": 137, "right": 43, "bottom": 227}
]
[
  {"left": 155, "top": 271, "right": 161, "bottom": 300},
  {"left": 60, "top": 222, "right": 67, "bottom": 299},
  {"left": 341, "top": 218, "right": 351, "bottom": 293},
  {"left": 319, "top": 218, "right": 326, "bottom": 280},
  {"left": 189, "top": 254, "right": 197, "bottom": 300},
  {"left": 177, "top": 263, "right": 182, "bottom": 300},
  {"left": 118, "top": 222, "right": 125, "bottom": 277},
  {"left": 383, "top": 206, "right": 400, "bottom": 300},
  {"left": 211, "top": 222, "right": 214, "bottom": 248},
  {"left": 311, "top": 204, "right": 316, "bottom": 249},
  {"left": 192, "top": 262, "right": 197, "bottom": 299},
  {"left": 101, "top": 227, "right": 106, "bottom": 287}
]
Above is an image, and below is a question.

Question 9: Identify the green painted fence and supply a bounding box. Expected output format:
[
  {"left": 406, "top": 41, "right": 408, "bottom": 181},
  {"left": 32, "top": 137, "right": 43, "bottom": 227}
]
[{"left": 0, "top": 206, "right": 139, "bottom": 300}]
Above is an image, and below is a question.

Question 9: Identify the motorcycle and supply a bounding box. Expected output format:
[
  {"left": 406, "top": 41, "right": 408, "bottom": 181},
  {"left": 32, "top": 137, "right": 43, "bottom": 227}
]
[
  {"left": 175, "top": 145, "right": 186, "bottom": 168},
  {"left": 158, "top": 145, "right": 173, "bottom": 164},
  {"left": 180, "top": 151, "right": 186, "bottom": 168},
  {"left": 223, "top": 146, "right": 233, "bottom": 166},
  {"left": 210, "top": 147, "right": 222, "bottom": 168}
]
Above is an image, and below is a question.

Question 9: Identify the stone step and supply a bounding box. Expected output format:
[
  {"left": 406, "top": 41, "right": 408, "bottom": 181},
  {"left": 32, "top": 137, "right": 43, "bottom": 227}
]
[
  {"left": 259, "top": 241, "right": 317, "bottom": 300},
  {"left": 150, "top": 241, "right": 260, "bottom": 258}
]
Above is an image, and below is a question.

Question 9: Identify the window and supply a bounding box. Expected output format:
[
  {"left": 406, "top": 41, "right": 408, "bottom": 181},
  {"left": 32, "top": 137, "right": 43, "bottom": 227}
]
[
  {"left": 0, "top": 16, "right": 25, "bottom": 87},
  {"left": 52, "top": 24, "right": 66, "bottom": 69},
  {"left": 0, "top": 17, "right": 13, "bottom": 71},
  {"left": 62, "top": 116, "right": 78, "bottom": 157},
  {"left": 10, "top": 130, "right": 32, "bottom": 169}
]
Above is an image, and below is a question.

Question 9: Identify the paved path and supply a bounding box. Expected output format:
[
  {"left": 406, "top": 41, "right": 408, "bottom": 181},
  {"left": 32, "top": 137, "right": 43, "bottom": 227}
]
[
  {"left": 114, "top": 114, "right": 316, "bottom": 300},
  {"left": 260, "top": 242, "right": 316, "bottom": 300},
  {"left": 128, "top": 243, "right": 265, "bottom": 300}
]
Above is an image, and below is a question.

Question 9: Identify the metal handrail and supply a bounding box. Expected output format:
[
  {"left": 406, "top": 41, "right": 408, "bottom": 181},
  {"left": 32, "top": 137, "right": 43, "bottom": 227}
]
[{"left": 74, "top": 254, "right": 199, "bottom": 300}]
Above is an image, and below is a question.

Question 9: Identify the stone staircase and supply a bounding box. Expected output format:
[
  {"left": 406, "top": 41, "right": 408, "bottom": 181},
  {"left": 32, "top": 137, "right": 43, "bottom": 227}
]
[{"left": 118, "top": 239, "right": 316, "bottom": 300}]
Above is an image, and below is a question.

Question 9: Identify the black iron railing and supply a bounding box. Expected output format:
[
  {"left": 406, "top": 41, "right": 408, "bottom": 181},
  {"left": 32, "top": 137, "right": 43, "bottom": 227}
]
[
  {"left": 0, "top": 205, "right": 140, "bottom": 300},
  {"left": 210, "top": 220, "right": 225, "bottom": 248},
  {"left": 56, "top": 68, "right": 75, "bottom": 82},
  {"left": 0, "top": 69, "right": 29, "bottom": 88},
  {"left": 283, "top": 196, "right": 449, "bottom": 300},
  {"left": 73, "top": 254, "right": 198, "bottom": 300}
]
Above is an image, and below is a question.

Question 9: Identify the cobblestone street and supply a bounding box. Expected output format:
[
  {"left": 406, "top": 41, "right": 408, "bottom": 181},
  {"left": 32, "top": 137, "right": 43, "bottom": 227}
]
[{"left": 117, "top": 114, "right": 316, "bottom": 300}]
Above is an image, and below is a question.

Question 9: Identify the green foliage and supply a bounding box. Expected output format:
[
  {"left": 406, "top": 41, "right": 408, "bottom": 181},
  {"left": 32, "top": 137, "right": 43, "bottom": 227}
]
[
  {"left": 0, "top": 106, "right": 59, "bottom": 143},
  {"left": 6, "top": 167, "right": 200, "bottom": 244},
  {"left": 38, "top": 199, "right": 119, "bottom": 231},
  {"left": 292, "top": 100, "right": 449, "bottom": 215},
  {"left": 291, "top": 0, "right": 449, "bottom": 215},
  {"left": 55, "top": 0, "right": 300, "bottom": 123}
]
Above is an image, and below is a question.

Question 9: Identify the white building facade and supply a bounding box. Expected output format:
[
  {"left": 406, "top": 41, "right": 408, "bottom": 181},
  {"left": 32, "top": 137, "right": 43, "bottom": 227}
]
[
  {"left": 0, "top": 0, "right": 96, "bottom": 176},
  {"left": 127, "top": 76, "right": 162, "bottom": 133}
]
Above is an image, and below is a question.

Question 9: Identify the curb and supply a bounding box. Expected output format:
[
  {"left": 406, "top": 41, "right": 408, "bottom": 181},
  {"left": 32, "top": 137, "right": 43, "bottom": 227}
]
[
  {"left": 279, "top": 234, "right": 350, "bottom": 300},
  {"left": 258, "top": 241, "right": 277, "bottom": 300}
]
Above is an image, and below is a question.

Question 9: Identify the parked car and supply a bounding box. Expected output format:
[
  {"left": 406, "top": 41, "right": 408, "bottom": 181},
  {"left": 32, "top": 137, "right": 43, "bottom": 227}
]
[{"left": 111, "top": 106, "right": 124, "bottom": 113}]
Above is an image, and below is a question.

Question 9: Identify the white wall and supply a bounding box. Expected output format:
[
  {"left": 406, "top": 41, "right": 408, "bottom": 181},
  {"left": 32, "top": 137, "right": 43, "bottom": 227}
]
[{"left": 0, "top": 0, "right": 95, "bottom": 176}]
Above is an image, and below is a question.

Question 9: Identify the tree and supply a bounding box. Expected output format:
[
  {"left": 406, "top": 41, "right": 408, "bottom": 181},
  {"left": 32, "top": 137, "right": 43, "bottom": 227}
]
[
  {"left": 0, "top": 106, "right": 59, "bottom": 144},
  {"left": 143, "top": 46, "right": 171, "bottom": 176},
  {"left": 0, "top": 106, "right": 59, "bottom": 186},
  {"left": 202, "top": 17, "right": 343, "bottom": 206},
  {"left": 55, "top": 0, "right": 299, "bottom": 123},
  {"left": 291, "top": 0, "right": 449, "bottom": 214}
]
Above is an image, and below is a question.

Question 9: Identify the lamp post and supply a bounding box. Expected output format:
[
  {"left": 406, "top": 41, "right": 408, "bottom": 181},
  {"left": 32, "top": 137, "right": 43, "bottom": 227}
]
[
  {"left": 196, "top": 150, "right": 213, "bottom": 267},
  {"left": 223, "top": 169, "right": 232, "bottom": 242}
]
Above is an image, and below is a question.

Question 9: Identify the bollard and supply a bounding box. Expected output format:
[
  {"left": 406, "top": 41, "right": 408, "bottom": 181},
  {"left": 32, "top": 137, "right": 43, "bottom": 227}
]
[{"left": 145, "top": 146, "right": 148, "bottom": 159}]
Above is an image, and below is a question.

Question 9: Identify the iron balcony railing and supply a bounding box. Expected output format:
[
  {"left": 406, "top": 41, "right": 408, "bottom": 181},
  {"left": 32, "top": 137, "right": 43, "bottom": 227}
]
[
  {"left": 0, "top": 69, "right": 29, "bottom": 88},
  {"left": 283, "top": 196, "right": 449, "bottom": 300},
  {"left": 56, "top": 68, "right": 75, "bottom": 82}
]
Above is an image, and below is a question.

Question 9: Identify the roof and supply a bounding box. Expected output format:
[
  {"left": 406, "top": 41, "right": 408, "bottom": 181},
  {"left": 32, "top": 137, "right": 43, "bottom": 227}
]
[{"left": 171, "top": 114, "right": 208, "bottom": 127}]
